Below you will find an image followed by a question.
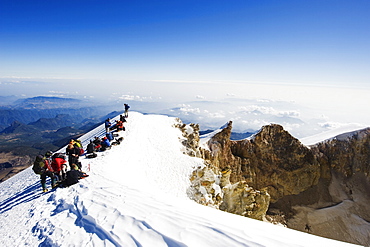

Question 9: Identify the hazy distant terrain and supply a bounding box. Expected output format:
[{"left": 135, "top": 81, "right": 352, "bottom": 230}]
[{"left": 0, "top": 96, "right": 124, "bottom": 182}]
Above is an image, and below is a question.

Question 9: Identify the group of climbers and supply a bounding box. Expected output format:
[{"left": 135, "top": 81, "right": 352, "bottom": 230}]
[
  {"left": 32, "top": 148, "right": 88, "bottom": 192},
  {"left": 104, "top": 114, "right": 127, "bottom": 134},
  {"left": 32, "top": 106, "right": 130, "bottom": 192},
  {"left": 86, "top": 114, "right": 127, "bottom": 157}
]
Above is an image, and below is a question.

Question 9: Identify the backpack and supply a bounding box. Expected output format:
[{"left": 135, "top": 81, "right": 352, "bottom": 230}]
[
  {"left": 106, "top": 132, "right": 114, "bottom": 141},
  {"left": 86, "top": 153, "right": 97, "bottom": 159},
  {"left": 32, "top": 155, "right": 45, "bottom": 175},
  {"left": 75, "top": 140, "right": 82, "bottom": 148},
  {"left": 52, "top": 153, "right": 66, "bottom": 160}
]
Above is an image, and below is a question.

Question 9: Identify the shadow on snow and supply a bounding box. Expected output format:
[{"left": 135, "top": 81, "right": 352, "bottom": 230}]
[{"left": 0, "top": 181, "right": 51, "bottom": 214}]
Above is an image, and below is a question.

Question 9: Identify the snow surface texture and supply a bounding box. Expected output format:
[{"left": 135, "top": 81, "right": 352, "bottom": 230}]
[{"left": 0, "top": 112, "right": 361, "bottom": 246}]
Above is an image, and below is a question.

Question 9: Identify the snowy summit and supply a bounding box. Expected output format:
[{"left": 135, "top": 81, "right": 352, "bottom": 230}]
[{"left": 0, "top": 112, "right": 360, "bottom": 246}]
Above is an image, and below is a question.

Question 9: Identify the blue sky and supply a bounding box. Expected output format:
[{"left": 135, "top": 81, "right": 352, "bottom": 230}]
[
  {"left": 1, "top": 0, "right": 370, "bottom": 86},
  {"left": 1, "top": 0, "right": 370, "bottom": 136}
]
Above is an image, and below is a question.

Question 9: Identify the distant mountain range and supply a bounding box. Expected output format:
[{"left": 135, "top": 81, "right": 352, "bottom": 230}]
[
  {"left": 0, "top": 96, "right": 123, "bottom": 181},
  {"left": 0, "top": 96, "right": 119, "bottom": 130},
  {"left": 13, "top": 96, "right": 82, "bottom": 109}
]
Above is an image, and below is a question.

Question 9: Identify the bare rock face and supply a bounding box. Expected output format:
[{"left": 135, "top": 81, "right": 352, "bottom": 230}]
[
  {"left": 178, "top": 122, "right": 271, "bottom": 220},
  {"left": 313, "top": 128, "right": 370, "bottom": 178},
  {"left": 204, "top": 122, "right": 320, "bottom": 203},
  {"left": 188, "top": 164, "right": 271, "bottom": 220},
  {"left": 174, "top": 121, "right": 202, "bottom": 157},
  {"left": 188, "top": 164, "right": 223, "bottom": 208},
  {"left": 220, "top": 181, "right": 270, "bottom": 221}
]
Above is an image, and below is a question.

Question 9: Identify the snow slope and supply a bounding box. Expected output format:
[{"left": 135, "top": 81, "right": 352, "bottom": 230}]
[
  {"left": 300, "top": 123, "right": 369, "bottom": 146},
  {"left": 0, "top": 112, "right": 361, "bottom": 246}
]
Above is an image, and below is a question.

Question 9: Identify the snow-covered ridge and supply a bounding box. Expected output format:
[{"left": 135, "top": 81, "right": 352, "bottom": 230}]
[
  {"left": 300, "top": 123, "right": 369, "bottom": 146},
  {"left": 0, "top": 112, "right": 360, "bottom": 246}
]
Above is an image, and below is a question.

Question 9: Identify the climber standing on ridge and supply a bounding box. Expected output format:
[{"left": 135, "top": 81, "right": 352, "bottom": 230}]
[
  {"left": 124, "top": 103, "right": 130, "bottom": 118},
  {"left": 66, "top": 143, "right": 80, "bottom": 169},
  {"left": 32, "top": 154, "right": 57, "bottom": 192},
  {"left": 105, "top": 118, "right": 112, "bottom": 133}
]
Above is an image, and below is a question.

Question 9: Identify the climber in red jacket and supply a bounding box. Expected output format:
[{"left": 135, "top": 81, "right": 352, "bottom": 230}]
[{"left": 51, "top": 157, "right": 67, "bottom": 182}]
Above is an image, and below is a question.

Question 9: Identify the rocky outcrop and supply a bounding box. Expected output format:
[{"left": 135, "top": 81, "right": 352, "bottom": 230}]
[
  {"left": 204, "top": 122, "right": 320, "bottom": 203},
  {"left": 188, "top": 164, "right": 223, "bottom": 207},
  {"left": 178, "top": 121, "right": 271, "bottom": 221},
  {"left": 188, "top": 164, "right": 271, "bottom": 220},
  {"left": 313, "top": 128, "right": 370, "bottom": 178},
  {"left": 220, "top": 180, "right": 270, "bottom": 221},
  {"left": 180, "top": 121, "right": 370, "bottom": 246},
  {"left": 175, "top": 121, "right": 202, "bottom": 158}
]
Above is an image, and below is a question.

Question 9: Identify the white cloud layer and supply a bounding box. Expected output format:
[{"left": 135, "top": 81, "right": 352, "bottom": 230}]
[{"left": 1, "top": 77, "right": 369, "bottom": 139}]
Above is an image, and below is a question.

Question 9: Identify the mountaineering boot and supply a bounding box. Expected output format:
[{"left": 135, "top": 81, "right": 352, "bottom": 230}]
[
  {"left": 41, "top": 182, "right": 47, "bottom": 192},
  {"left": 42, "top": 183, "right": 48, "bottom": 192},
  {"left": 51, "top": 177, "right": 58, "bottom": 189}
]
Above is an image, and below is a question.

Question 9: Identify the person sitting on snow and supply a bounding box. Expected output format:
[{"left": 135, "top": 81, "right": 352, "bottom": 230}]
[
  {"left": 61, "top": 164, "right": 88, "bottom": 187},
  {"left": 86, "top": 140, "right": 96, "bottom": 154},
  {"left": 116, "top": 120, "right": 125, "bottom": 131},
  {"left": 91, "top": 137, "right": 101, "bottom": 152},
  {"left": 120, "top": 114, "right": 127, "bottom": 123},
  {"left": 100, "top": 136, "right": 111, "bottom": 151},
  {"left": 86, "top": 140, "right": 98, "bottom": 158},
  {"left": 106, "top": 131, "right": 114, "bottom": 141}
]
